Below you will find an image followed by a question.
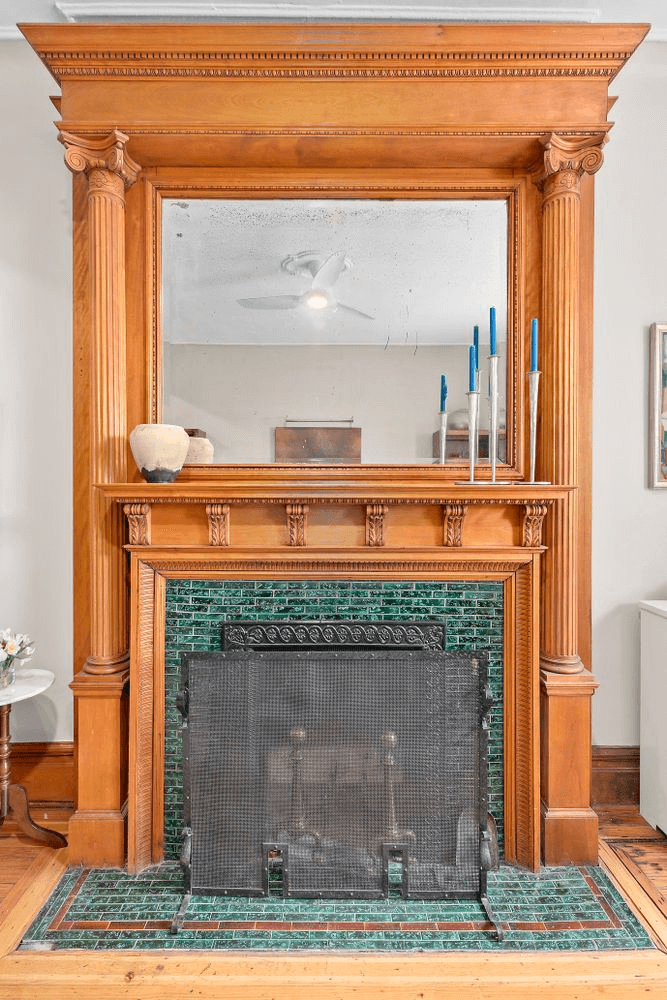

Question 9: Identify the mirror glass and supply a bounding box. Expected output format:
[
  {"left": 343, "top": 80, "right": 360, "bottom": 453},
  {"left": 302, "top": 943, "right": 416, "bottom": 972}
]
[{"left": 162, "top": 198, "right": 508, "bottom": 464}]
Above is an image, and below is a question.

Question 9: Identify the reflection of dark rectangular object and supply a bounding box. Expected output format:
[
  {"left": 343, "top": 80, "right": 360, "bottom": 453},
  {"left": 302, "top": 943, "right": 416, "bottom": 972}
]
[
  {"left": 179, "top": 648, "right": 491, "bottom": 900},
  {"left": 275, "top": 427, "right": 361, "bottom": 464}
]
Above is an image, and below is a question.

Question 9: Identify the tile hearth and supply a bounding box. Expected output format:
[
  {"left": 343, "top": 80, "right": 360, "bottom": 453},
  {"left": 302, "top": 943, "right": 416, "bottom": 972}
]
[{"left": 21, "top": 863, "right": 653, "bottom": 952}]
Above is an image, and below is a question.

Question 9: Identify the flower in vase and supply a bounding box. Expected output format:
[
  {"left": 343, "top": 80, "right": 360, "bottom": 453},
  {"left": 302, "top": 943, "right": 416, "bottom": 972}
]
[{"left": 0, "top": 630, "right": 36, "bottom": 667}]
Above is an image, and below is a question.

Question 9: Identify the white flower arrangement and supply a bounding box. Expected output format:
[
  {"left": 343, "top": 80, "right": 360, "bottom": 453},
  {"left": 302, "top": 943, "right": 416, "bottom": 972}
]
[{"left": 0, "top": 629, "right": 35, "bottom": 669}]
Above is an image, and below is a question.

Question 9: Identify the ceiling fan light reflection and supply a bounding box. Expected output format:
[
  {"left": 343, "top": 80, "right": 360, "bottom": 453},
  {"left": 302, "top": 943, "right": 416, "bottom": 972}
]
[{"left": 305, "top": 292, "right": 330, "bottom": 310}]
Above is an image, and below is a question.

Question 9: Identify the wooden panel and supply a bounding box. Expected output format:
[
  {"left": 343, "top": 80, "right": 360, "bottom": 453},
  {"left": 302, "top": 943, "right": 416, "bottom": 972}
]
[
  {"left": 307, "top": 505, "right": 366, "bottom": 548},
  {"left": 149, "top": 503, "right": 209, "bottom": 546},
  {"left": 592, "top": 746, "right": 640, "bottom": 808},
  {"left": 382, "top": 505, "right": 442, "bottom": 548},
  {"left": 232, "top": 504, "right": 292, "bottom": 547},
  {"left": 10, "top": 743, "right": 74, "bottom": 808}
]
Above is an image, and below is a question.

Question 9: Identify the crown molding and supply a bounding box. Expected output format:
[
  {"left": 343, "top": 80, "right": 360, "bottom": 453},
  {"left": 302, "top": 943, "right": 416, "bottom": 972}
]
[{"left": 54, "top": 2, "right": 600, "bottom": 23}]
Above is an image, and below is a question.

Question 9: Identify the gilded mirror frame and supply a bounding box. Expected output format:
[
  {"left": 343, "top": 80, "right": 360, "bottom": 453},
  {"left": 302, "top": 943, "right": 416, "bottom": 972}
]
[{"left": 141, "top": 169, "right": 527, "bottom": 478}]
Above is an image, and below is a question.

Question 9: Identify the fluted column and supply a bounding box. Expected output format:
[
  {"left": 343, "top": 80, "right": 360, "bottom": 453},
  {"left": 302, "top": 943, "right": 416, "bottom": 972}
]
[
  {"left": 535, "top": 134, "right": 604, "bottom": 864},
  {"left": 60, "top": 131, "right": 140, "bottom": 675},
  {"left": 60, "top": 131, "right": 140, "bottom": 865},
  {"left": 537, "top": 134, "right": 604, "bottom": 676}
]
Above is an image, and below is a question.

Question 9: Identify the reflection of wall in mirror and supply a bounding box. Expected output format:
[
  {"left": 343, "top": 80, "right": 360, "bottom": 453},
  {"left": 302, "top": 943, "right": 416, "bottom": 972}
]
[
  {"left": 163, "top": 343, "right": 507, "bottom": 464},
  {"left": 662, "top": 333, "right": 667, "bottom": 481}
]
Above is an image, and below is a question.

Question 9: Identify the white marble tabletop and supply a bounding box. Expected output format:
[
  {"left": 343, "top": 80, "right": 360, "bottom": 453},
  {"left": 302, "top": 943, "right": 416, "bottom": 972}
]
[{"left": 0, "top": 668, "right": 55, "bottom": 707}]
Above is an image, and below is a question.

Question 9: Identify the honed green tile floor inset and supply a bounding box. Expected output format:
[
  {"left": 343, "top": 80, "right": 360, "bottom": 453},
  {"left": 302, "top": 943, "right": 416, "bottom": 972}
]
[{"left": 20, "top": 864, "right": 654, "bottom": 953}]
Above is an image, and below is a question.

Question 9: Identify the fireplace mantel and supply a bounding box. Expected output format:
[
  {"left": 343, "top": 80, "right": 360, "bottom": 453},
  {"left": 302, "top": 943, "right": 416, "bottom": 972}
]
[{"left": 21, "top": 20, "right": 648, "bottom": 870}]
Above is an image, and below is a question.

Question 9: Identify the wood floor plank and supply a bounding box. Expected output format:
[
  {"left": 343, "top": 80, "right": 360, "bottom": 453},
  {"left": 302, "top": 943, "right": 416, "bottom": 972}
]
[{"left": 0, "top": 847, "right": 68, "bottom": 958}]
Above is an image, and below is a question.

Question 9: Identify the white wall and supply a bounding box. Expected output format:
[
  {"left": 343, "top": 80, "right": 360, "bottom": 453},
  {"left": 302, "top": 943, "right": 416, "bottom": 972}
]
[
  {"left": 164, "top": 343, "right": 499, "bottom": 464},
  {"left": 0, "top": 41, "right": 72, "bottom": 741},
  {"left": 592, "top": 40, "right": 667, "bottom": 745},
  {"left": 2, "top": 34, "right": 665, "bottom": 747}
]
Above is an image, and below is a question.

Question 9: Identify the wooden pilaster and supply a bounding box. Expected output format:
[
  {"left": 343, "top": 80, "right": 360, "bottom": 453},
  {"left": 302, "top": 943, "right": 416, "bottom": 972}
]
[
  {"left": 60, "top": 131, "right": 140, "bottom": 865},
  {"left": 536, "top": 135, "right": 604, "bottom": 863}
]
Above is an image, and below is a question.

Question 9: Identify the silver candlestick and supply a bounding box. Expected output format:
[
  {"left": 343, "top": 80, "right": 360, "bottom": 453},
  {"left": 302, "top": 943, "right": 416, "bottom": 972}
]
[
  {"left": 527, "top": 369, "right": 550, "bottom": 485},
  {"left": 465, "top": 389, "right": 479, "bottom": 483},
  {"left": 488, "top": 353, "right": 499, "bottom": 483},
  {"left": 438, "top": 410, "right": 448, "bottom": 465}
]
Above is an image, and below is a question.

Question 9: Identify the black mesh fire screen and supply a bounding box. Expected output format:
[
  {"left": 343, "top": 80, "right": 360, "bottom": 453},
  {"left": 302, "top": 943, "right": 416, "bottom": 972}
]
[{"left": 178, "top": 648, "right": 494, "bottom": 900}]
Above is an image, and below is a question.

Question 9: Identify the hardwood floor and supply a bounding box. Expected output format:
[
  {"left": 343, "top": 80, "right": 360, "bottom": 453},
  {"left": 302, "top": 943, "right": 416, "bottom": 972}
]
[{"left": 1, "top": 808, "right": 667, "bottom": 998}]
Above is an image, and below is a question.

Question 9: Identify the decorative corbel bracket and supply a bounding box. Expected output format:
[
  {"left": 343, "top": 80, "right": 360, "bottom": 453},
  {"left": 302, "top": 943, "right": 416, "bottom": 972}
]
[
  {"left": 206, "top": 503, "right": 231, "bottom": 546},
  {"left": 522, "top": 502, "right": 550, "bottom": 548},
  {"left": 365, "top": 504, "right": 388, "bottom": 547},
  {"left": 442, "top": 503, "right": 467, "bottom": 547},
  {"left": 123, "top": 503, "right": 151, "bottom": 545},
  {"left": 286, "top": 504, "right": 309, "bottom": 546}
]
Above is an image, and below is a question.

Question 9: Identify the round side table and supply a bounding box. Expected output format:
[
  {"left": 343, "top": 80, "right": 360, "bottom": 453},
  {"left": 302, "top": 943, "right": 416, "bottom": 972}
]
[{"left": 0, "top": 669, "right": 68, "bottom": 848}]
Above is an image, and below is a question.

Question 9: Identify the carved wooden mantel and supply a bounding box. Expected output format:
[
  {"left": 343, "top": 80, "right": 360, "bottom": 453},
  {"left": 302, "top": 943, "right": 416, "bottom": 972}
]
[{"left": 21, "top": 21, "right": 648, "bottom": 873}]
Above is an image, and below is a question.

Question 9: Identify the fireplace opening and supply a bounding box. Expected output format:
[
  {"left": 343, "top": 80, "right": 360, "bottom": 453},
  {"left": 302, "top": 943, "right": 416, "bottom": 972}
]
[{"left": 175, "top": 619, "right": 500, "bottom": 934}]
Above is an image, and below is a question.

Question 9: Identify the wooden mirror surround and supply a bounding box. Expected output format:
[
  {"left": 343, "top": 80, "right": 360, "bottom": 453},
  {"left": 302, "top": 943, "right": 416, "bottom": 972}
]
[{"left": 22, "top": 22, "right": 648, "bottom": 870}]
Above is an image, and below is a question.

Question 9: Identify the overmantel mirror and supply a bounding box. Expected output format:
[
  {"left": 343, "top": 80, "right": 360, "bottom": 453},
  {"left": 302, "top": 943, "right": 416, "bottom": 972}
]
[{"left": 161, "top": 194, "right": 511, "bottom": 467}]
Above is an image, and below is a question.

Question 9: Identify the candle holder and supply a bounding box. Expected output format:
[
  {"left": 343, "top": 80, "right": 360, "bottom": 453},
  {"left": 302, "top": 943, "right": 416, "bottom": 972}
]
[
  {"left": 488, "top": 353, "right": 499, "bottom": 483},
  {"left": 455, "top": 390, "right": 479, "bottom": 484},
  {"left": 527, "top": 369, "right": 550, "bottom": 485},
  {"left": 438, "top": 410, "right": 448, "bottom": 465}
]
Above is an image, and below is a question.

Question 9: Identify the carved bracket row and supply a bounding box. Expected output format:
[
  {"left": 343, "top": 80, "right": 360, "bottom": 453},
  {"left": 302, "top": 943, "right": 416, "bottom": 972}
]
[
  {"left": 442, "top": 501, "right": 551, "bottom": 548},
  {"left": 123, "top": 498, "right": 552, "bottom": 549}
]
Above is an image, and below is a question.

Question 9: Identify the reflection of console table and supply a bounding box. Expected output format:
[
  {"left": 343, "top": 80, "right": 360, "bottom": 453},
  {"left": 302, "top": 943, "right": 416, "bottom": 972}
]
[
  {"left": 433, "top": 429, "right": 507, "bottom": 462},
  {"left": 0, "top": 669, "right": 67, "bottom": 848}
]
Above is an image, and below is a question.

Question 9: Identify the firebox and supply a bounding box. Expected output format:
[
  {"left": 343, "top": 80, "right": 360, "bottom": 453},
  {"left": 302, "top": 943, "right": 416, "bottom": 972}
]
[{"left": 175, "top": 620, "right": 500, "bottom": 932}]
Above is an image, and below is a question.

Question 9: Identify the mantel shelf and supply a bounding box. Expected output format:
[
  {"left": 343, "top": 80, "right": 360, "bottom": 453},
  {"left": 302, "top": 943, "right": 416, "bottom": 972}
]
[{"left": 97, "top": 480, "right": 571, "bottom": 504}]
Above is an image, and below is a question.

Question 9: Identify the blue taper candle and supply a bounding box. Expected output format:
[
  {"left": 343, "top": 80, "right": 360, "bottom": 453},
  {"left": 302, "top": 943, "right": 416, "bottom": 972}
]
[
  {"left": 473, "top": 326, "right": 479, "bottom": 369},
  {"left": 530, "top": 318, "right": 538, "bottom": 372},
  {"left": 440, "top": 374, "right": 447, "bottom": 412},
  {"left": 490, "top": 306, "right": 497, "bottom": 356},
  {"left": 469, "top": 345, "right": 476, "bottom": 392}
]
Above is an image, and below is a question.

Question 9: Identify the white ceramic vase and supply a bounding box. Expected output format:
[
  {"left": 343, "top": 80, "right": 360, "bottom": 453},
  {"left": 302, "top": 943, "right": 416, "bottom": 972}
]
[
  {"left": 129, "top": 424, "right": 190, "bottom": 483},
  {"left": 184, "top": 436, "right": 215, "bottom": 464}
]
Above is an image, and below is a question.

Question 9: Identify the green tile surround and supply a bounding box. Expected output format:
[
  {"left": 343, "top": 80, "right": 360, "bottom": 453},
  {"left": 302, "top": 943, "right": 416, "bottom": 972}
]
[
  {"left": 163, "top": 579, "right": 505, "bottom": 859},
  {"left": 21, "top": 862, "right": 653, "bottom": 953}
]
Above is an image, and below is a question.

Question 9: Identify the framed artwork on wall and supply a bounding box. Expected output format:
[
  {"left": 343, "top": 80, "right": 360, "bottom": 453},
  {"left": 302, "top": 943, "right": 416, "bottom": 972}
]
[{"left": 649, "top": 323, "right": 667, "bottom": 487}]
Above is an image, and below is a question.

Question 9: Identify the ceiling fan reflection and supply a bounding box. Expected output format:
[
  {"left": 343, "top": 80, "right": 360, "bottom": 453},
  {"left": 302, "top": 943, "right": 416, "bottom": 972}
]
[{"left": 236, "top": 250, "right": 374, "bottom": 320}]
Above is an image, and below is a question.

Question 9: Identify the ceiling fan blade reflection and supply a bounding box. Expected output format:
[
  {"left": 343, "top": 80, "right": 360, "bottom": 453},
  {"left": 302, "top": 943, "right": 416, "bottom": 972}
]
[
  {"left": 312, "top": 251, "right": 348, "bottom": 292},
  {"left": 237, "top": 295, "right": 302, "bottom": 310},
  {"left": 336, "top": 302, "right": 375, "bottom": 320}
]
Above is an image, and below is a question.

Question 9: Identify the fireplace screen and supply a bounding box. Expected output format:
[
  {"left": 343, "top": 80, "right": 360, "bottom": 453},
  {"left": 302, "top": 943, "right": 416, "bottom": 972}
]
[{"left": 177, "top": 639, "right": 495, "bottom": 903}]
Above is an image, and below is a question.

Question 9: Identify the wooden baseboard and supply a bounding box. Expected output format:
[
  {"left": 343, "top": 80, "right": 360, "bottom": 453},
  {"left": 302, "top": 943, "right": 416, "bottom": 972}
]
[
  {"left": 592, "top": 746, "right": 640, "bottom": 808},
  {"left": 10, "top": 742, "right": 74, "bottom": 810}
]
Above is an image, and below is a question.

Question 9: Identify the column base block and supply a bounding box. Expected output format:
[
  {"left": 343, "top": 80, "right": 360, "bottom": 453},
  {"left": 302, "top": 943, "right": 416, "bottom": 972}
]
[
  {"left": 67, "top": 808, "right": 127, "bottom": 867},
  {"left": 541, "top": 804, "right": 599, "bottom": 865}
]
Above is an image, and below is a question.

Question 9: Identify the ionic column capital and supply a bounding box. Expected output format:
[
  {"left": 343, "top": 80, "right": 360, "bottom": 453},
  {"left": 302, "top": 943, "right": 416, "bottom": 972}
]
[
  {"left": 534, "top": 133, "right": 606, "bottom": 197},
  {"left": 58, "top": 129, "right": 141, "bottom": 189}
]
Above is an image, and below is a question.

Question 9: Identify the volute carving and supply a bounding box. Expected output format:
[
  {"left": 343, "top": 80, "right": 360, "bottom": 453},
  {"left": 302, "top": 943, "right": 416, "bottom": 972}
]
[
  {"left": 442, "top": 503, "right": 467, "bottom": 547},
  {"left": 522, "top": 503, "right": 549, "bottom": 548},
  {"left": 286, "top": 504, "right": 308, "bottom": 547},
  {"left": 206, "top": 503, "right": 231, "bottom": 546},
  {"left": 58, "top": 129, "right": 141, "bottom": 187},
  {"left": 365, "top": 504, "right": 388, "bottom": 547},
  {"left": 124, "top": 503, "right": 151, "bottom": 546}
]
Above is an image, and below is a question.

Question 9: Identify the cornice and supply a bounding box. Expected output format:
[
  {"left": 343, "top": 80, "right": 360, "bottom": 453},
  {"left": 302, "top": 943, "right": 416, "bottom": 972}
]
[{"left": 20, "top": 23, "right": 649, "bottom": 85}]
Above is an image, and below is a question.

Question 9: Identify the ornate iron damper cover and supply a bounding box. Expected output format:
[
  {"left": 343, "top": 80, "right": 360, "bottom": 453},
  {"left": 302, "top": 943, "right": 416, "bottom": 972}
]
[{"left": 175, "top": 645, "right": 500, "bottom": 938}]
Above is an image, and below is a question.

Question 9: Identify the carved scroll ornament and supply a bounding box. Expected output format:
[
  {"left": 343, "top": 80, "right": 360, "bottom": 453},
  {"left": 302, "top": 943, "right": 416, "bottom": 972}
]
[
  {"left": 58, "top": 128, "right": 141, "bottom": 188},
  {"left": 366, "top": 504, "right": 388, "bottom": 547},
  {"left": 123, "top": 504, "right": 151, "bottom": 546},
  {"left": 286, "top": 504, "right": 308, "bottom": 546},
  {"left": 442, "top": 503, "right": 467, "bottom": 547},
  {"left": 206, "top": 503, "right": 231, "bottom": 546}
]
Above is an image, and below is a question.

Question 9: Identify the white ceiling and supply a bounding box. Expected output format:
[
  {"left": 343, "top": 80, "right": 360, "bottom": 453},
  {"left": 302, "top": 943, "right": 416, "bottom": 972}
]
[
  {"left": 1, "top": 0, "right": 665, "bottom": 40},
  {"left": 162, "top": 199, "right": 508, "bottom": 347}
]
